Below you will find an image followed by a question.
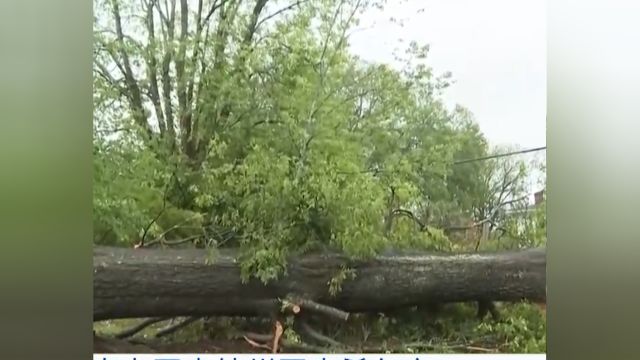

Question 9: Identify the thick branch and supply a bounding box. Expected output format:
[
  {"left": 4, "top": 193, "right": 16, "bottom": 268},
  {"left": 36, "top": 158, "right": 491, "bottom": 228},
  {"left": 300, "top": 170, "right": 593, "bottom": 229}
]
[
  {"left": 159, "top": 0, "right": 177, "bottom": 142},
  {"left": 175, "top": 0, "right": 190, "bottom": 130},
  {"left": 244, "top": 0, "right": 269, "bottom": 45},
  {"left": 155, "top": 316, "right": 201, "bottom": 337},
  {"left": 203, "top": 0, "right": 226, "bottom": 25},
  {"left": 113, "top": 317, "right": 170, "bottom": 339},
  {"left": 291, "top": 298, "right": 350, "bottom": 321},
  {"left": 296, "top": 320, "right": 342, "bottom": 347},
  {"left": 191, "top": 0, "right": 243, "bottom": 162},
  {"left": 186, "top": 0, "right": 204, "bottom": 107},
  {"left": 110, "top": 0, "right": 152, "bottom": 136},
  {"left": 93, "top": 60, "right": 126, "bottom": 96},
  {"left": 144, "top": 0, "right": 167, "bottom": 135},
  {"left": 255, "top": 0, "right": 307, "bottom": 30}
]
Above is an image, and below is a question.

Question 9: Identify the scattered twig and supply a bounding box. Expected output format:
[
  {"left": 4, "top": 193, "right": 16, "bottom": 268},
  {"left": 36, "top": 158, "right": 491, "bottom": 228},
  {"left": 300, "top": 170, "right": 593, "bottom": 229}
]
[{"left": 114, "top": 317, "right": 171, "bottom": 339}]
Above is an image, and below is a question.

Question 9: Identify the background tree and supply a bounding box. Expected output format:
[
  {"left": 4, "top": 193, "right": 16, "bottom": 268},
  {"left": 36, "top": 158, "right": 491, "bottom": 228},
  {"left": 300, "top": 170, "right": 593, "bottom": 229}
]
[{"left": 93, "top": 0, "right": 542, "bottom": 278}]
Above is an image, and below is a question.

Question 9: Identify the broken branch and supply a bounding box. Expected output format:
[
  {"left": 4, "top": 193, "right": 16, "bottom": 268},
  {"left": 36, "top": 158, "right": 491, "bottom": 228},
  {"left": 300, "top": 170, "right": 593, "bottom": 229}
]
[
  {"left": 113, "top": 317, "right": 171, "bottom": 339},
  {"left": 291, "top": 298, "right": 349, "bottom": 321},
  {"left": 155, "top": 316, "right": 201, "bottom": 338}
]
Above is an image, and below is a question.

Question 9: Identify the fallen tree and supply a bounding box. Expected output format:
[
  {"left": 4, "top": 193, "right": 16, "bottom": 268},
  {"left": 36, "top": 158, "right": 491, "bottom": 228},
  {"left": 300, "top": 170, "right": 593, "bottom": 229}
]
[{"left": 94, "top": 246, "right": 545, "bottom": 321}]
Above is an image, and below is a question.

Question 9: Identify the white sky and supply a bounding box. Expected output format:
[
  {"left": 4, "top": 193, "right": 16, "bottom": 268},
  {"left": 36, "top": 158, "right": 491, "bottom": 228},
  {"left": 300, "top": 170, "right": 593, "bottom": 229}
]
[{"left": 348, "top": 0, "right": 546, "bottom": 150}]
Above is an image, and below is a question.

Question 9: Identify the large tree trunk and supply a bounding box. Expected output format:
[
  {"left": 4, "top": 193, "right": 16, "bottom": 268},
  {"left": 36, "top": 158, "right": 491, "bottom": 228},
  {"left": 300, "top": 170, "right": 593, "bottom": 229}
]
[{"left": 94, "top": 246, "right": 545, "bottom": 321}]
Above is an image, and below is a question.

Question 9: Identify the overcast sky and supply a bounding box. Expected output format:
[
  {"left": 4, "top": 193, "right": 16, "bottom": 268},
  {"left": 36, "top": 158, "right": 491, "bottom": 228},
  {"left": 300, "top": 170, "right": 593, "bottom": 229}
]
[{"left": 348, "top": 0, "right": 546, "bottom": 150}]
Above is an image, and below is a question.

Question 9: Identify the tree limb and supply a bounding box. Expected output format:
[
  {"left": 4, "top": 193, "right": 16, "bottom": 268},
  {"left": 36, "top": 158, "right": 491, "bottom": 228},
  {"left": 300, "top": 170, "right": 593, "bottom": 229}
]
[
  {"left": 186, "top": 0, "right": 204, "bottom": 107},
  {"left": 290, "top": 298, "right": 350, "bottom": 321},
  {"left": 93, "top": 60, "right": 126, "bottom": 96},
  {"left": 255, "top": 0, "right": 308, "bottom": 30},
  {"left": 296, "top": 319, "right": 342, "bottom": 347},
  {"left": 244, "top": 0, "right": 270, "bottom": 45},
  {"left": 159, "top": 0, "right": 177, "bottom": 144},
  {"left": 202, "top": 0, "right": 226, "bottom": 25},
  {"left": 391, "top": 208, "right": 432, "bottom": 235},
  {"left": 155, "top": 316, "right": 201, "bottom": 337},
  {"left": 113, "top": 317, "right": 170, "bottom": 339},
  {"left": 176, "top": 0, "right": 193, "bottom": 156},
  {"left": 144, "top": 0, "right": 167, "bottom": 136},
  {"left": 109, "top": 0, "right": 152, "bottom": 136}
]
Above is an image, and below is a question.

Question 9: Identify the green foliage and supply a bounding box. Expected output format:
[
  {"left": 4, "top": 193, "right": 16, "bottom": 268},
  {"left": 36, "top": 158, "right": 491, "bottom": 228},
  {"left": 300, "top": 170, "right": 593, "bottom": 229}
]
[
  {"left": 328, "top": 266, "right": 357, "bottom": 296},
  {"left": 313, "top": 302, "right": 545, "bottom": 353},
  {"left": 93, "top": 138, "right": 206, "bottom": 246},
  {"left": 475, "top": 303, "right": 547, "bottom": 352},
  {"left": 92, "top": 139, "right": 169, "bottom": 245},
  {"left": 498, "top": 200, "right": 547, "bottom": 249},
  {"left": 93, "top": 0, "right": 545, "bottom": 279},
  {"left": 481, "top": 160, "right": 547, "bottom": 251},
  {"left": 95, "top": 302, "right": 545, "bottom": 353}
]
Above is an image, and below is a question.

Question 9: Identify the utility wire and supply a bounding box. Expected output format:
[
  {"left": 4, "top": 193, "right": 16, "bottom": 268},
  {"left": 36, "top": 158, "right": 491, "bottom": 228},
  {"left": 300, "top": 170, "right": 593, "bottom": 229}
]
[
  {"left": 453, "top": 146, "right": 546, "bottom": 165},
  {"left": 335, "top": 146, "right": 546, "bottom": 175}
]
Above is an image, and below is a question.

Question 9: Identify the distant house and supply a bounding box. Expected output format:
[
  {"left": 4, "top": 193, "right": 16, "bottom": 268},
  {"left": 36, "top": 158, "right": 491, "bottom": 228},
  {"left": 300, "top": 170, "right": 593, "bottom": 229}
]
[
  {"left": 504, "top": 188, "right": 545, "bottom": 216},
  {"left": 446, "top": 188, "right": 546, "bottom": 245},
  {"left": 534, "top": 189, "right": 545, "bottom": 206},
  {"left": 499, "top": 188, "right": 545, "bottom": 234}
]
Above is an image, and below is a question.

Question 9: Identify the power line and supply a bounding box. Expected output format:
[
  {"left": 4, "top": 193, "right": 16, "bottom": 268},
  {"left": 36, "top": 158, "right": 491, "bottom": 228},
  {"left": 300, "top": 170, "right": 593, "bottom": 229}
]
[
  {"left": 453, "top": 146, "right": 546, "bottom": 165},
  {"left": 335, "top": 146, "right": 547, "bottom": 175}
]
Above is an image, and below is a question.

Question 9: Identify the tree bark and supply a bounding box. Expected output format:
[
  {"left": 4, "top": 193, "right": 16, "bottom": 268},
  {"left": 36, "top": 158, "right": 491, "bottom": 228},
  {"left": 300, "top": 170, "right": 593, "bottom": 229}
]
[{"left": 94, "top": 246, "right": 545, "bottom": 321}]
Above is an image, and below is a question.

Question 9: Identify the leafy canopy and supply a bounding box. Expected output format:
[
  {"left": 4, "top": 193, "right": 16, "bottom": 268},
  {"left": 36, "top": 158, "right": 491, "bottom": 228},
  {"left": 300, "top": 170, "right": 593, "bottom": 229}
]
[{"left": 93, "top": 0, "right": 543, "bottom": 282}]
